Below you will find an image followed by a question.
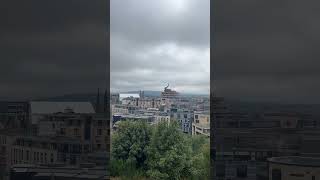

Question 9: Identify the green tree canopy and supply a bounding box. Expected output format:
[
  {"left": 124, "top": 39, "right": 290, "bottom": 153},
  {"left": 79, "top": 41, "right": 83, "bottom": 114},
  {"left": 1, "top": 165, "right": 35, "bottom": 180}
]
[
  {"left": 112, "top": 120, "right": 152, "bottom": 168},
  {"left": 110, "top": 120, "right": 210, "bottom": 180},
  {"left": 146, "top": 121, "right": 193, "bottom": 179}
]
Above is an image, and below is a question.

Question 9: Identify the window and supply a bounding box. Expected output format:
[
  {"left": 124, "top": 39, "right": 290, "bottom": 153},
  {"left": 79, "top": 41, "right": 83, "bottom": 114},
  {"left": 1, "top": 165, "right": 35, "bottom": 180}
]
[
  {"left": 195, "top": 115, "right": 198, "bottom": 119},
  {"left": 272, "top": 169, "right": 282, "bottom": 180},
  {"left": 74, "top": 128, "right": 79, "bottom": 136},
  {"left": 97, "top": 144, "right": 101, "bottom": 149},
  {"left": 52, "top": 123, "right": 55, "bottom": 129},
  {"left": 216, "top": 164, "right": 226, "bottom": 177},
  {"left": 60, "top": 128, "right": 66, "bottom": 135},
  {"left": 98, "top": 120, "right": 103, "bottom": 126},
  {"left": 40, "top": 153, "right": 43, "bottom": 163},
  {"left": 84, "top": 145, "right": 89, "bottom": 152},
  {"left": 237, "top": 165, "right": 247, "bottom": 178},
  {"left": 97, "top": 129, "right": 102, "bottom": 136},
  {"left": 26, "top": 150, "right": 29, "bottom": 161},
  {"left": 312, "top": 176, "right": 315, "bottom": 180},
  {"left": 70, "top": 155, "right": 76, "bottom": 165},
  {"left": 50, "top": 153, "right": 54, "bottom": 163},
  {"left": 1, "top": 146, "right": 5, "bottom": 154},
  {"left": 13, "top": 149, "right": 16, "bottom": 163}
]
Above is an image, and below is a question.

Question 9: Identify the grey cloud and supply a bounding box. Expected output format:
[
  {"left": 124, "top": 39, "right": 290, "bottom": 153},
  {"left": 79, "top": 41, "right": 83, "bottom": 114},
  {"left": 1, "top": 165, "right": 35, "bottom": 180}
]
[
  {"left": 213, "top": 0, "right": 320, "bottom": 103},
  {"left": 111, "top": 0, "right": 209, "bottom": 47},
  {"left": 111, "top": 0, "right": 210, "bottom": 94},
  {"left": 0, "top": 0, "right": 108, "bottom": 100}
]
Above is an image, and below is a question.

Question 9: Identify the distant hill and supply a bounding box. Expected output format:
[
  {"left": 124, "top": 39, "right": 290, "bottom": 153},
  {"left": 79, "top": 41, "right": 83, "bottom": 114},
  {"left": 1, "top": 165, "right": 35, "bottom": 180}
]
[
  {"left": 123, "top": 91, "right": 161, "bottom": 97},
  {"left": 35, "top": 90, "right": 209, "bottom": 102},
  {"left": 122, "top": 91, "right": 209, "bottom": 97}
]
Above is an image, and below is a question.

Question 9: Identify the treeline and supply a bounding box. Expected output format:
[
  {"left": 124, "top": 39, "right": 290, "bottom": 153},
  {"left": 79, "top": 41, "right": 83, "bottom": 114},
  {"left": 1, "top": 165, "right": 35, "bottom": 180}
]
[{"left": 110, "top": 120, "right": 210, "bottom": 180}]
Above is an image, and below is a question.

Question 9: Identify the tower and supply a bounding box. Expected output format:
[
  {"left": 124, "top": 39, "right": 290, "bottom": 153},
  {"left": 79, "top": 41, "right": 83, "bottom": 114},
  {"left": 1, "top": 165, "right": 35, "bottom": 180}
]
[
  {"left": 104, "top": 89, "right": 109, "bottom": 113},
  {"left": 96, "top": 88, "right": 101, "bottom": 113}
]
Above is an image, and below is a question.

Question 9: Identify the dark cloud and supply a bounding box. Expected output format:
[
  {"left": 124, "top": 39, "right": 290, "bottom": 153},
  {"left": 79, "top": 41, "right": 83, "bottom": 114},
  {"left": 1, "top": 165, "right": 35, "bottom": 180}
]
[
  {"left": 0, "top": 0, "right": 108, "bottom": 100},
  {"left": 213, "top": 0, "right": 320, "bottom": 103}
]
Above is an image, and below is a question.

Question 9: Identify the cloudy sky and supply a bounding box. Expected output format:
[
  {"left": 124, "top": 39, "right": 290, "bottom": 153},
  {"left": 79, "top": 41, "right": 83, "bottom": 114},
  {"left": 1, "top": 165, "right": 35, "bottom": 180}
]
[
  {"left": 213, "top": 0, "right": 320, "bottom": 104},
  {"left": 0, "top": 0, "right": 108, "bottom": 100},
  {"left": 2, "top": 0, "right": 320, "bottom": 104},
  {"left": 110, "top": 0, "right": 210, "bottom": 94}
]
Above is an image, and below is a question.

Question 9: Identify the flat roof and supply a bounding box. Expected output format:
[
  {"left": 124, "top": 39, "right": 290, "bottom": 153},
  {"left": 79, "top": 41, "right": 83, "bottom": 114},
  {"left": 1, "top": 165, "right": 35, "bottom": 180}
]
[
  {"left": 193, "top": 123, "right": 210, "bottom": 129},
  {"left": 268, "top": 156, "right": 320, "bottom": 167}
]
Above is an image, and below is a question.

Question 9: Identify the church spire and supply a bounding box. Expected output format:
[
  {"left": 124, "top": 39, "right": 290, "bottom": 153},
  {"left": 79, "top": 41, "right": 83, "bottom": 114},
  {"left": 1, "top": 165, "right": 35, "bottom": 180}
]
[
  {"left": 96, "top": 88, "right": 100, "bottom": 113},
  {"left": 104, "top": 89, "right": 108, "bottom": 113}
]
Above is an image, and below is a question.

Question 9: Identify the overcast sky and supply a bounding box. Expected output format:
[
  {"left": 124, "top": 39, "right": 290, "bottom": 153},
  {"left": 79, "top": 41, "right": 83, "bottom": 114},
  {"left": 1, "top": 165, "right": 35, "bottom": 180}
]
[
  {"left": 2, "top": 0, "right": 320, "bottom": 103},
  {"left": 110, "top": 0, "right": 210, "bottom": 94},
  {"left": 213, "top": 0, "right": 320, "bottom": 104},
  {"left": 0, "top": 0, "right": 108, "bottom": 100}
]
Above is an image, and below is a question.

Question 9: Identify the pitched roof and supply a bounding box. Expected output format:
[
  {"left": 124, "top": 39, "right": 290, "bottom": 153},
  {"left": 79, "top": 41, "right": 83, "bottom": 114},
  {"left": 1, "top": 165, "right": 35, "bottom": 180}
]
[{"left": 30, "top": 101, "right": 95, "bottom": 114}]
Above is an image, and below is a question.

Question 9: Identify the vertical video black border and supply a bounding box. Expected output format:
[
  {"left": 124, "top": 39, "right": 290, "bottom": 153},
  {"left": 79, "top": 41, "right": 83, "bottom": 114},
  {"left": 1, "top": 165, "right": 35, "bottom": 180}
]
[
  {"left": 210, "top": 0, "right": 215, "bottom": 178},
  {"left": 106, "top": 0, "right": 111, "bottom": 177}
]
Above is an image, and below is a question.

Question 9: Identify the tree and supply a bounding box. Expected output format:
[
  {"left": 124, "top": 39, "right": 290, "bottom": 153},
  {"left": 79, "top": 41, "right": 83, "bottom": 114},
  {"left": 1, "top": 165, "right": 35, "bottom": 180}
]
[
  {"left": 146, "top": 121, "right": 193, "bottom": 180},
  {"left": 189, "top": 138, "right": 210, "bottom": 180},
  {"left": 190, "top": 135, "right": 208, "bottom": 155},
  {"left": 112, "top": 120, "right": 152, "bottom": 169},
  {"left": 110, "top": 120, "right": 210, "bottom": 179}
]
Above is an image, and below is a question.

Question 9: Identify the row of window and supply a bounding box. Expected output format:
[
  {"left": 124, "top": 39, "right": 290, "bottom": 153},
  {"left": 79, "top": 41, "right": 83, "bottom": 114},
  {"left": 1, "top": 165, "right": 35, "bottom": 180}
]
[
  {"left": 60, "top": 128, "right": 104, "bottom": 136},
  {"left": 12, "top": 148, "right": 54, "bottom": 165},
  {"left": 216, "top": 164, "right": 248, "bottom": 178},
  {"left": 55, "top": 119, "right": 106, "bottom": 127}
]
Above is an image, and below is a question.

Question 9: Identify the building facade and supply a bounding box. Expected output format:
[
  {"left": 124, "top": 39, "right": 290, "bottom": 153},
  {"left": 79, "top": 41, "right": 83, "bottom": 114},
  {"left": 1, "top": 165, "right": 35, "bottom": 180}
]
[
  {"left": 169, "top": 108, "right": 193, "bottom": 133},
  {"left": 268, "top": 156, "right": 320, "bottom": 180},
  {"left": 212, "top": 97, "right": 320, "bottom": 180},
  {"left": 0, "top": 101, "right": 110, "bottom": 180}
]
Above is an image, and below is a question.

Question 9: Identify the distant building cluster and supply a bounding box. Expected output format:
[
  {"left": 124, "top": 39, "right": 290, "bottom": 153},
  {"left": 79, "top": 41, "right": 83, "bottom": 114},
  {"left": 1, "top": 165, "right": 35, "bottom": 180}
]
[
  {"left": 110, "top": 84, "right": 210, "bottom": 136},
  {"left": 0, "top": 99, "right": 110, "bottom": 180},
  {"left": 211, "top": 96, "right": 320, "bottom": 180},
  {"left": 0, "top": 84, "right": 210, "bottom": 179}
]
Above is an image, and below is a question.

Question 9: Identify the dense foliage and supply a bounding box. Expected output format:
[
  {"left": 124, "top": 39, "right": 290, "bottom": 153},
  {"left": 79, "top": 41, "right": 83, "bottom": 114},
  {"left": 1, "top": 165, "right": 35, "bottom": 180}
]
[{"left": 110, "top": 120, "right": 210, "bottom": 180}]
